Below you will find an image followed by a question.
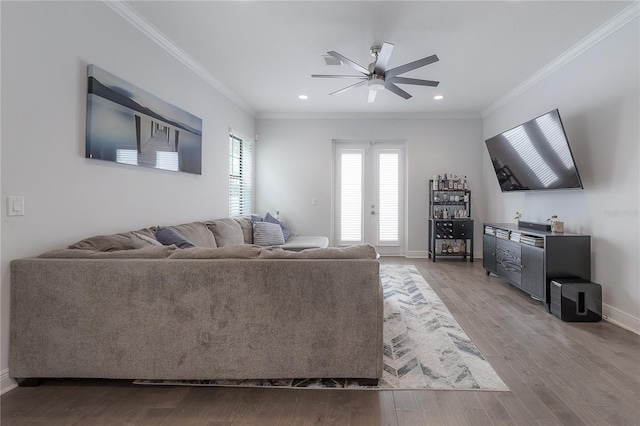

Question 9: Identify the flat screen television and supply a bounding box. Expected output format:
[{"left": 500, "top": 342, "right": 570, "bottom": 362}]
[{"left": 485, "top": 109, "right": 583, "bottom": 192}]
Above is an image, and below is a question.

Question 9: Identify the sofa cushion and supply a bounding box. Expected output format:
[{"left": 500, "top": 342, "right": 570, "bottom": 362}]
[
  {"left": 233, "top": 217, "right": 254, "bottom": 244},
  {"left": 169, "top": 221, "right": 217, "bottom": 248},
  {"left": 280, "top": 235, "right": 329, "bottom": 252},
  {"left": 253, "top": 221, "right": 285, "bottom": 246},
  {"left": 264, "top": 212, "right": 292, "bottom": 241},
  {"left": 68, "top": 227, "right": 155, "bottom": 251},
  {"left": 130, "top": 231, "right": 163, "bottom": 249},
  {"left": 168, "top": 244, "right": 262, "bottom": 259},
  {"left": 207, "top": 218, "right": 245, "bottom": 246},
  {"left": 156, "top": 226, "right": 196, "bottom": 249},
  {"left": 38, "top": 245, "right": 177, "bottom": 259},
  {"left": 258, "top": 244, "right": 378, "bottom": 259}
]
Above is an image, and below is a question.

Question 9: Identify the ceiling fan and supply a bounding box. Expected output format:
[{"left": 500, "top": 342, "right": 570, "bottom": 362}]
[{"left": 311, "top": 42, "right": 439, "bottom": 103}]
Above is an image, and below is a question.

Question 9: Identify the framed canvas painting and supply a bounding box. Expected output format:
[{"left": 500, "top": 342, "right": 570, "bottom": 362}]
[{"left": 86, "top": 65, "right": 202, "bottom": 174}]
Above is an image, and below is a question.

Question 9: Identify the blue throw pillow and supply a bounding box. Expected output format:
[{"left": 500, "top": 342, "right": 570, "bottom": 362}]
[
  {"left": 264, "top": 212, "right": 291, "bottom": 241},
  {"left": 155, "top": 226, "right": 196, "bottom": 249},
  {"left": 250, "top": 214, "right": 264, "bottom": 225}
]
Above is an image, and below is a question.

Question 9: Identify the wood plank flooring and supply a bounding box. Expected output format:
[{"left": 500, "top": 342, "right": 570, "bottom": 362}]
[{"left": 2, "top": 258, "right": 639, "bottom": 425}]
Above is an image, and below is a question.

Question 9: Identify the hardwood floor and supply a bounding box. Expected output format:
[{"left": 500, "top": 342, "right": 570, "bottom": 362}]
[{"left": 2, "top": 258, "right": 639, "bottom": 425}]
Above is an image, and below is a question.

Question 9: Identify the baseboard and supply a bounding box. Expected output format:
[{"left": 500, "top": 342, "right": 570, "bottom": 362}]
[
  {"left": 602, "top": 303, "right": 640, "bottom": 335},
  {"left": 1, "top": 368, "right": 17, "bottom": 395}
]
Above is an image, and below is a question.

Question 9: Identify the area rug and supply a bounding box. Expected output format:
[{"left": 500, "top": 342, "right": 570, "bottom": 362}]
[{"left": 135, "top": 265, "right": 508, "bottom": 391}]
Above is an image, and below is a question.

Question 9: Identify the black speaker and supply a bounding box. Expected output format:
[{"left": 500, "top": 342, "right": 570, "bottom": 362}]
[
  {"left": 550, "top": 279, "right": 602, "bottom": 322},
  {"left": 518, "top": 221, "right": 552, "bottom": 232}
]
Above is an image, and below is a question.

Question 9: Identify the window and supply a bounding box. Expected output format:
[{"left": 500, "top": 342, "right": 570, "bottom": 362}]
[{"left": 229, "top": 133, "right": 254, "bottom": 217}]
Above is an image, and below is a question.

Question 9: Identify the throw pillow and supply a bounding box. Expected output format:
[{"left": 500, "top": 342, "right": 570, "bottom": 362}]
[
  {"left": 253, "top": 221, "right": 285, "bottom": 246},
  {"left": 264, "top": 212, "right": 291, "bottom": 240},
  {"left": 250, "top": 214, "right": 264, "bottom": 225},
  {"left": 130, "top": 231, "right": 163, "bottom": 249},
  {"left": 155, "top": 226, "right": 196, "bottom": 249}
]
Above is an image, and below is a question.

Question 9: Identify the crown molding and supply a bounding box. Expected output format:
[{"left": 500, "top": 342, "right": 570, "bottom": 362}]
[
  {"left": 102, "top": 0, "right": 256, "bottom": 117},
  {"left": 482, "top": 2, "right": 640, "bottom": 118},
  {"left": 257, "top": 111, "right": 481, "bottom": 120}
]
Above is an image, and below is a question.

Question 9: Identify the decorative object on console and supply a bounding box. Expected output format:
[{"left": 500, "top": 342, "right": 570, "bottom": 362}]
[
  {"left": 514, "top": 212, "right": 521, "bottom": 224},
  {"left": 86, "top": 65, "right": 203, "bottom": 174},
  {"left": 547, "top": 215, "right": 564, "bottom": 233}
]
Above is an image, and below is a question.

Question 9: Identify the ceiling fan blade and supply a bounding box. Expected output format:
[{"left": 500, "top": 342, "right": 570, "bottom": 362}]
[
  {"left": 329, "top": 79, "right": 368, "bottom": 96},
  {"left": 385, "top": 54, "right": 439, "bottom": 79},
  {"left": 387, "top": 76, "right": 439, "bottom": 87},
  {"left": 373, "top": 42, "right": 394, "bottom": 74},
  {"left": 367, "top": 90, "right": 377, "bottom": 104},
  {"left": 311, "top": 75, "right": 368, "bottom": 79},
  {"left": 327, "top": 51, "right": 369, "bottom": 75},
  {"left": 384, "top": 82, "right": 412, "bottom": 100}
]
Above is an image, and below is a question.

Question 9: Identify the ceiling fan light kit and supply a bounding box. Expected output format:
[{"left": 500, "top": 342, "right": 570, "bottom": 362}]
[{"left": 312, "top": 42, "right": 440, "bottom": 103}]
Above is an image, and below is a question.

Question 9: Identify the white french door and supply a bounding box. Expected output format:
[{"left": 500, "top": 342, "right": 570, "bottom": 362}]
[{"left": 333, "top": 141, "right": 406, "bottom": 256}]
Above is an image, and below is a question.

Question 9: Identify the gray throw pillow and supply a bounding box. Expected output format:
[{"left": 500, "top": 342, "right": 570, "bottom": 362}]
[
  {"left": 155, "top": 226, "right": 196, "bottom": 249},
  {"left": 264, "top": 212, "right": 292, "bottom": 240},
  {"left": 253, "top": 221, "right": 285, "bottom": 246}
]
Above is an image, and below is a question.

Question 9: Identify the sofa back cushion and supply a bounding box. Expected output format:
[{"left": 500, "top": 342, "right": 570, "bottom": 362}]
[
  {"left": 68, "top": 228, "right": 156, "bottom": 251},
  {"left": 168, "top": 221, "right": 217, "bottom": 248},
  {"left": 233, "top": 217, "right": 254, "bottom": 244},
  {"left": 206, "top": 218, "right": 245, "bottom": 247}
]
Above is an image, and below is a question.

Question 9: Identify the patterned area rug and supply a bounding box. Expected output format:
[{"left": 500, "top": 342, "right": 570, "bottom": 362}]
[{"left": 135, "top": 265, "right": 508, "bottom": 391}]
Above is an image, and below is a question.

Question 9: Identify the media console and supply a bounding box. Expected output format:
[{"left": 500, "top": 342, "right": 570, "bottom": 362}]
[{"left": 483, "top": 223, "right": 591, "bottom": 310}]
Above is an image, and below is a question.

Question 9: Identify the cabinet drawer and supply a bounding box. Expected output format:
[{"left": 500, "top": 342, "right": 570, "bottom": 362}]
[
  {"left": 452, "top": 220, "right": 473, "bottom": 239},
  {"left": 496, "top": 239, "right": 521, "bottom": 260}
]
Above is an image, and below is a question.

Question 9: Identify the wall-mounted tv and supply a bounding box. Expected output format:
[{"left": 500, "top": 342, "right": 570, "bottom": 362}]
[
  {"left": 86, "top": 65, "right": 203, "bottom": 174},
  {"left": 485, "top": 109, "right": 583, "bottom": 192}
]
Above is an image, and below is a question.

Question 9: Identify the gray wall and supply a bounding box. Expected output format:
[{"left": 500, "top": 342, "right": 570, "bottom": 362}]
[
  {"left": 255, "top": 118, "right": 483, "bottom": 256},
  {"left": 0, "top": 1, "right": 255, "bottom": 391},
  {"left": 481, "top": 17, "right": 639, "bottom": 332}
]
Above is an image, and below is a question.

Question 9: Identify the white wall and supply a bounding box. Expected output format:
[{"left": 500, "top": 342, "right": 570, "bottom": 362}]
[
  {"left": 0, "top": 1, "right": 255, "bottom": 392},
  {"left": 482, "top": 18, "right": 639, "bottom": 332},
  {"left": 255, "top": 118, "right": 483, "bottom": 256}
]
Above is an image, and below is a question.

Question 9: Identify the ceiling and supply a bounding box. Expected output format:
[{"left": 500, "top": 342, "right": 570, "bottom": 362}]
[{"left": 124, "top": 1, "right": 633, "bottom": 118}]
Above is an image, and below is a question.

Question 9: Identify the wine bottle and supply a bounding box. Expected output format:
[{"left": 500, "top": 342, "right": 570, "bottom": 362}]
[{"left": 460, "top": 240, "right": 466, "bottom": 254}]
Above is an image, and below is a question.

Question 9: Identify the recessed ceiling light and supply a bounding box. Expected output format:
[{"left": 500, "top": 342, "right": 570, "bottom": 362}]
[
  {"left": 298, "top": 94, "right": 309, "bottom": 100},
  {"left": 434, "top": 95, "right": 444, "bottom": 100}
]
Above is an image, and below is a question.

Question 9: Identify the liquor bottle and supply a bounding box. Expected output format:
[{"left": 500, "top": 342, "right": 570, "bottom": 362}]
[
  {"left": 453, "top": 175, "right": 458, "bottom": 190},
  {"left": 460, "top": 240, "right": 466, "bottom": 254},
  {"left": 447, "top": 243, "right": 453, "bottom": 254},
  {"left": 463, "top": 176, "right": 469, "bottom": 190},
  {"left": 441, "top": 243, "right": 447, "bottom": 254},
  {"left": 453, "top": 241, "right": 459, "bottom": 253}
]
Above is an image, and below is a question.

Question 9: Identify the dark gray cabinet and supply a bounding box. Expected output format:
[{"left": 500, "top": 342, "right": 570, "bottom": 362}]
[
  {"left": 482, "top": 234, "right": 497, "bottom": 274},
  {"left": 521, "top": 245, "right": 544, "bottom": 300},
  {"left": 483, "top": 223, "right": 590, "bottom": 309}
]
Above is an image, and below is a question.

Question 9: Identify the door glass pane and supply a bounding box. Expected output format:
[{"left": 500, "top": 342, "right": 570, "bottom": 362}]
[
  {"left": 378, "top": 151, "right": 399, "bottom": 242},
  {"left": 340, "top": 152, "right": 363, "bottom": 242}
]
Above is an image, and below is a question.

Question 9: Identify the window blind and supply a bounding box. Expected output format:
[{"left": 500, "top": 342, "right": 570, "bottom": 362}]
[{"left": 229, "top": 134, "right": 254, "bottom": 217}]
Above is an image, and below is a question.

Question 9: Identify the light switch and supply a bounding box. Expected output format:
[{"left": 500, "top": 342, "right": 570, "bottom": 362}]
[{"left": 7, "top": 196, "right": 24, "bottom": 216}]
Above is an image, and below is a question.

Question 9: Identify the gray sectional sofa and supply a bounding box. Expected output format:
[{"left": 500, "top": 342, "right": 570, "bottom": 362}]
[{"left": 10, "top": 217, "right": 383, "bottom": 386}]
